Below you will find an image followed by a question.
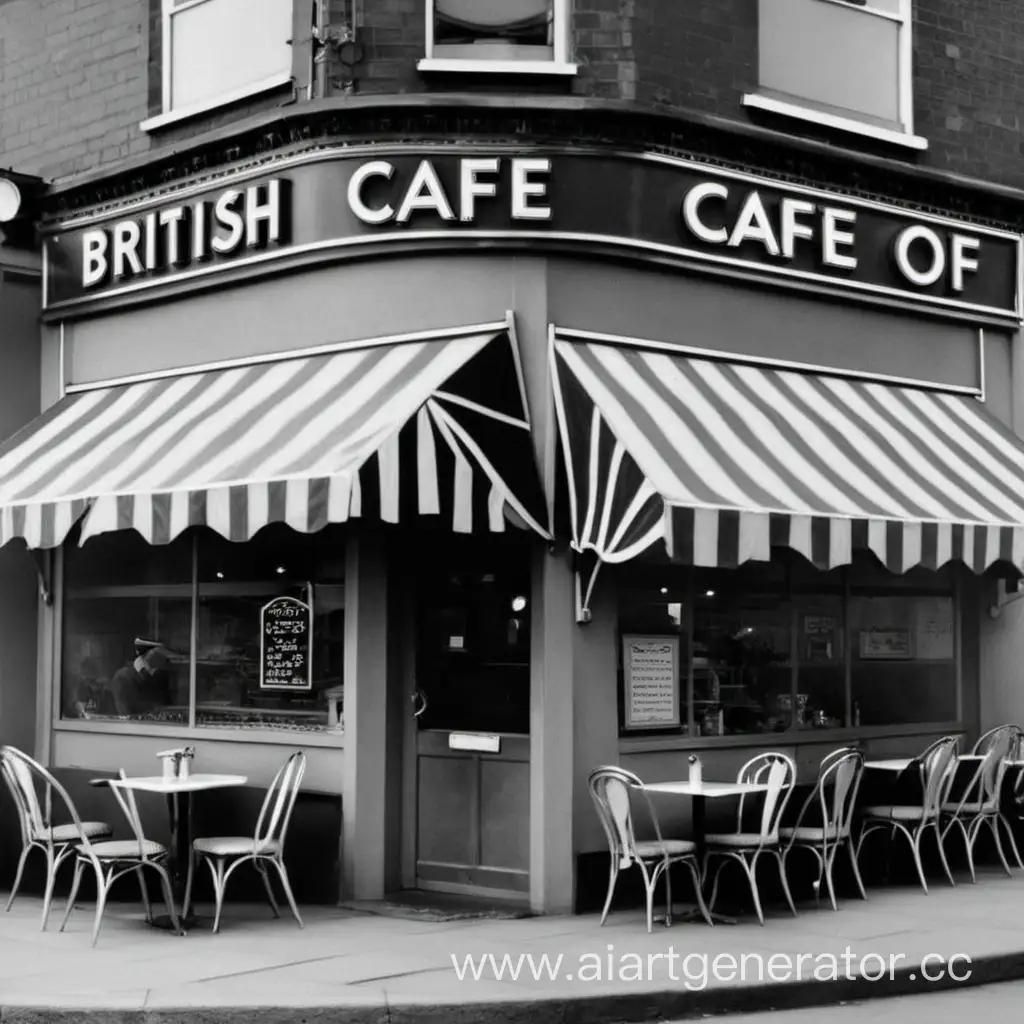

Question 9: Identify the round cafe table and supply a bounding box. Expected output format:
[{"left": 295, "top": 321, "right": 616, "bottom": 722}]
[{"left": 104, "top": 772, "right": 248, "bottom": 929}]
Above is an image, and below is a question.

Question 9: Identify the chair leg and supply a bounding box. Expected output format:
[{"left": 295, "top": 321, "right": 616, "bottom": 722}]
[
  {"left": 599, "top": 861, "right": 619, "bottom": 926},
  {"left": 135, "top": 866, "right": 153, "bottom": 923},
  {"left": 773, "top": 851, "right": 797, "bottom": 917},
  {"left": 742, "top": 854, "right": 764, "bottom": 926},
  {"left": 932, "top": 823, "right": 956, "bottom": 889},
  {"left": 255, "top": 860, "right": 281, "bottom": 919},
  {"left": 59, "top": 858, "right": 84, "bottom": 933},
  {"left": 706, "top": 857, "right": 728, "bottom": 915},
  {"left": 269, "top": 858, "right": 303, "bottom": 929},
  {"left": 684, "top": 859, "right": 714, "bottom": 927},
  {"left": 151, "top": 863, "right": 183, "bottom": 937},
  {"left": 846, "top": 839, "right": 868, "bottom": 901},
  {"left": 989, "top": 817, "right": 1012, "bottom": 877},
  {"left": 948, "top": 818, "right": 974, "bottom": 882},
  {"left": 90, "top": 863, "right": 110, "bottom": 948},
  {"left": 6, "top": 845, "right": 31, "bottom": 913},
  {"left": 40, "top": 847, "right": 58, "bottom": 932},
  {"left": 663, "top": 859, "right": 673, "bottom": 928},
  {"left": 909, "top": 827, "right": 929, "bottom": 894},
  {"left": 206, "top": 857, "right": 227, "bottom": 935},
  {"left": 822, "top": 845, "right": 839, "bottom": 912},
  {"left": 998, "top": 813, "right": 1024, "bottom": 870}
]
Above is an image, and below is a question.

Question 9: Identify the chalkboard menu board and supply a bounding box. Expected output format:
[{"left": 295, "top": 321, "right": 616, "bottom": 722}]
[{"left": 260, "top": 596, "right": 313, "bottom": 691}]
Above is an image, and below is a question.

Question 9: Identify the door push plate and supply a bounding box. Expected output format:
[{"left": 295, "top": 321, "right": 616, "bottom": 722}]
[{"left": 448, "top": 733, "right": 501, "bottom": 754}]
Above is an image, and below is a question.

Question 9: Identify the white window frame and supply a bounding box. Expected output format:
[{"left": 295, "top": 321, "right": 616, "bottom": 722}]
[
  {"left": 418, "top": 0, "right": 577, "bottom": 76},
  {"left": 743, "top": 0, "right": 927, "bottom": 151},
  {"left": 140, "top": 0, "right": 295, "bottom": 133}
]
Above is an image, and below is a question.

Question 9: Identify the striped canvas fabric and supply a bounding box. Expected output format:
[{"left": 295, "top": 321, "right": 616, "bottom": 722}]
[
  {"left": 552, "top": 337, "right": 1024, "bottom": 577},
  {"left": 0, "top": 328, "right": 549, "bottom": 549}
]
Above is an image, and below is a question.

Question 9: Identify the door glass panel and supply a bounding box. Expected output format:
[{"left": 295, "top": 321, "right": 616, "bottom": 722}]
[{"left": 416, "top": 538, "right": 531, "bottom": 734}]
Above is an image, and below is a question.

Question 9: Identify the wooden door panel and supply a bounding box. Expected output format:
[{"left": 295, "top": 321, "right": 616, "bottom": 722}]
[
  {"left": 416, "top": 755, "right": 476, "bottom": 865},
  {"left": 479, "top": 759, "right": 530, "bottom": 871}
]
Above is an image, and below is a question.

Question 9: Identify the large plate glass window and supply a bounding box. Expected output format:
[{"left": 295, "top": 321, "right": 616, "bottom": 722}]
[{"left": 61, "top": 525, "right": 345, "bottom": 734}]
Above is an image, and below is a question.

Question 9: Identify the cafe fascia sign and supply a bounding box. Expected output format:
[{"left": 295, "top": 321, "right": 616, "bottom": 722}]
[{"left": 47, "top": 151, "right": 1019, "bottom": 319}]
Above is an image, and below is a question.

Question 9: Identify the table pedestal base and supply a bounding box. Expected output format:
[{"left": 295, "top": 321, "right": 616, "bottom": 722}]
[
  {"left": 150, "top": 913, "right": 198, "bottom": 932},
  {"left": 654, "top": 906, "right": 739, "bottom": 926}
]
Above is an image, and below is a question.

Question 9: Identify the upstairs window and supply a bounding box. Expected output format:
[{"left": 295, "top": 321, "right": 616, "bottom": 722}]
[
  {"left": 744, "top": 0, "right": 926, "bottom": 150},
  {"left": 143, "top": 0, "right": 297, "bottom": 131},
  {"left": 420, "top": 0, "right": 576, "bottom": 75}
]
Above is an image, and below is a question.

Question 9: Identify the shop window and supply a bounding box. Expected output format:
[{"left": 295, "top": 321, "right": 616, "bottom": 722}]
[
  {"left": 615, "top": 553, "right": 959, "bottom": 740},
  {"left": 850, "top": 592, "right": 956, "bottom": 726},
  {"left": 419, "top": 0, "right": 576, "bottom": 74},
  {"left": 143, "top": 0, "right": 297, "bottom": 131},
  {"left": 61, "top": 525, "right": 345, "bottom": 734},
  {"left": 692, "top": 573, "right": 793, "bottom": 737},
  {"left": 744, "top": 0, "right": 926, "bottom": 150}
]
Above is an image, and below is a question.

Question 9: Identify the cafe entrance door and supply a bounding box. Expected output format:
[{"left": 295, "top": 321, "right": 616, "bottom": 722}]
[{"left": 402, "top": 538, "right": 532, "bottom": 899}]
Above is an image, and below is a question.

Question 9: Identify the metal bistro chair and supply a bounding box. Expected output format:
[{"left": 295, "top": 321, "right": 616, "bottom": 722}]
[
  {"left": 588, "top": 766, "right": 713, "bottom": 933},
  {"left": 703, "top": 752, "right": 797, "bottom": 926},
  {"left": 780, "top": 748, "right": 867, "bottom": 911},
  {"left": 0, "top": 745, "right": 112, "bottom": 930},
  {"left": 60, "top": 770, "right": 182, "bottom": 945},
  {"left": 184, "top": 751, "right": 306, "bottom": 934},
  {"left": 857, "top": 735, "right": 959, "bottom": 893},
  {"left": 942, "top": 725, "right": 1018, "bottom": 881},
  {"left": 972, "top": 724, "right": 1024, "bottom": 870}
]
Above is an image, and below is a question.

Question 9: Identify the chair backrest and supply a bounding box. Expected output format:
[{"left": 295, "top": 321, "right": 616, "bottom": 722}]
[
  {"left": 918, "top": 735, "right": 959, "bottom": 816},
  {"left": 0, "top": 745, "right": 87, "bottom": 851},
  {"left": 108, "top": 770, "right": 157, "bottom": 861},
  {"left": 973, "top": 724, "right": 1020, "bottom": 757},
  {"left": 588, "top": 765, "right": 656, "bottom": 868},
  {"left": 737, "top": 752, "right": 796, "bottom": 841},
  {"left": 819, "top": 749, "right": 863, "bottom": 837},
  {"left": 254, "top": 752, "right": 306, "bottom": 850}
]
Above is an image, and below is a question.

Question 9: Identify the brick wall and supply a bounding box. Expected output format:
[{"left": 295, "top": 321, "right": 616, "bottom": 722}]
[{"left": 4, "top": 0, "right": 1024, "bottom": 191}]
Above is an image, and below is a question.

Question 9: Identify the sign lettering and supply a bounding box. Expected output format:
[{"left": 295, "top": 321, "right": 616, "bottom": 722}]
[{"left": 46, "top": 152, "right": 1019, "bottom": 319}]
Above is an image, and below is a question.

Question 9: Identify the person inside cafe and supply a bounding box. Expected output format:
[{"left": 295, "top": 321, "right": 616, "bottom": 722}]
[{"left": 109, "top": 637, "right": 173, "bottom": 717}]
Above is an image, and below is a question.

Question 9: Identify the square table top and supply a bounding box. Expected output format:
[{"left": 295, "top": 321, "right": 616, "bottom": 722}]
[
  {"left": 643, "top": 780, "right": 770, "bottom": 798},
  {"left": 114, "top": 773, "right": 248, "bottom": 794}
]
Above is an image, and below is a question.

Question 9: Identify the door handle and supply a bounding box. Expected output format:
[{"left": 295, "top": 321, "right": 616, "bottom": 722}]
[{"left": 411, "top": 688, "right": 428, "bottom": 718}]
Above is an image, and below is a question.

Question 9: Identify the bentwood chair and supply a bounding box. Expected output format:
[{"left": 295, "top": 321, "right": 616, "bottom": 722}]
[
  {"left": 971, "top": 724, "right": 1024, "bottom": 870},
  {"left": 0, "top": 745, "right": 112, "bottom": 930},
  {"left": 59, "top": 770, "right": 182, "bottom": 945},
  {"left": 588, "top": 766, "right": 713, "bottom": 932},
  {"left": 184, "top": 751, "right": 306, "bottom": 933},
  {"left": 703, "top": 752, "right": 797, "bottom": 926},
  {"left": 780, "top": 748, "right": 866, "bottom": 911},
  {"left": 857, "top": 735, "right": 959, "bottom": 893},
  {"left": 942, "top": 726, "right": 1018, "bottom": 880}
]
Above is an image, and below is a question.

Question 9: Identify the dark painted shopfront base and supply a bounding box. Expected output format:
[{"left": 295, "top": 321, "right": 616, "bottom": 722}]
[{"left": 0, "top": 768, "right": 342, "bottom": 907}]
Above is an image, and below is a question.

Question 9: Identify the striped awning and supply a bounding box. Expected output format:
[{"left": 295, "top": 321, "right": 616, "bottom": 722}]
[
  {"left": 0, "top": 325, "right": 549, "bottom": 549},
  {"left": 552, "top": 336, "right": 1024, "bottom": 583}
]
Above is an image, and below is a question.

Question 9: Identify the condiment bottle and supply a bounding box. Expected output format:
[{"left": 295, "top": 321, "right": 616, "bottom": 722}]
[{"left": 688, "top": 753, "right": 702, "bottom": 787}]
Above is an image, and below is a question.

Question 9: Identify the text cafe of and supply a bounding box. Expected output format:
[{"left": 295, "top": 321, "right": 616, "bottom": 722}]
[{"left": 6, "top": 135, "right": 1024, "bottom": 913}]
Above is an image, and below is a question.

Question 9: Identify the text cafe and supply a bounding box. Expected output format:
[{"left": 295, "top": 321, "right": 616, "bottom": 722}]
[{"left": 12, "top": 141, "right": 1024, "bottom": 912}]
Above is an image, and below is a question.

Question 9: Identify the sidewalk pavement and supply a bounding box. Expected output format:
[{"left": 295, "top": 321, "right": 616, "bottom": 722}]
[{"left": 3, "top": 868, "right": 1024, "bottom": 1022}]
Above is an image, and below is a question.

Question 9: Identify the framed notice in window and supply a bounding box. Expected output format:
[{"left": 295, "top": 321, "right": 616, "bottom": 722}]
[
  {"left": 858, "top": 628, "right": 911, "bottom": 660},
  {"left": 260, "top": 596, "right": 313, "bottom": 690},
  {"left": 622, "top": 635, "right": 680, "bottom": 730}
]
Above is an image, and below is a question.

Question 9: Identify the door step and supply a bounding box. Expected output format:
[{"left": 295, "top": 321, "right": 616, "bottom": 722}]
[{"left": 341, "top": 890, "right": 533, "bottom": 922}]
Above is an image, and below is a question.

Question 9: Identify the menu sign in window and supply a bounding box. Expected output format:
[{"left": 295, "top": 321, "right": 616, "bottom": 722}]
[
  {"left": 260, "top": 596, "right": 313, "bottom": 691},
  {"left": 623, "top": 634, "right": 680, "bottom": 730}
]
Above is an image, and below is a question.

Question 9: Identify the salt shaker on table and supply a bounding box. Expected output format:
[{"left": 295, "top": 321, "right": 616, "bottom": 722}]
[{"left": 688, "top": 753, "right": 702, "bottom": 787}]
